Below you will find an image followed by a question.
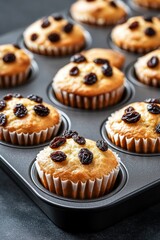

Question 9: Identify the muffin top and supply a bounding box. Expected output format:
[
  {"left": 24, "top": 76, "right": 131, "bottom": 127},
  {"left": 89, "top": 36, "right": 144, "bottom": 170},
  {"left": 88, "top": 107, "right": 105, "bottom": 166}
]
[
  {"left": 0, "top": 44, "right": 31, "bottom": 76},
  {"left": 81, "top": 48, "right": 125, "bottom": 69},
  {"left": 111, "top": 16, "right": 160, "bottom": 50},
  {"left": 36, "top": 131, "right": 119, "bottom": 182},
  {"left": 134, "top": 49, "right": 160, "bottom": 80},
  {"left": 106, "top": 99, "right": 160, "bottom": 139},
  {"left": 0, "top": 94, "right": 60, "bottom": 134},
  {"left": 70, "top": 0, "right": 127, "bottom": 24},
  {"left": 24, "top": 15, "right": 86, "bottom": 48},
  {"left": 53, "top": 54, "right": 124, "bottom": 97}
]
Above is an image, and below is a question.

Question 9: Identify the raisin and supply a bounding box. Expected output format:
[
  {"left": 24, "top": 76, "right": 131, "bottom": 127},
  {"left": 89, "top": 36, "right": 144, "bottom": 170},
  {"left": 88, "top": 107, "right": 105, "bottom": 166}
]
[
  {"left": 128, "top": 21, "right": 139, "bottom": 30},
  {"left": 41, "top": 18, "right": 51, "bottom": 28},
  {"left": 102, "top": 63, "right": 113, "bottom": 77},
  {"left": 30, "top": 33, "right": 38, "bottom": 41},
  {"left": 53, "top": 15, "right": 63, "bottom": 21},
  {"left": 96, "top": 140, "right": 108, "bottom": 151},
  {"left": 86, "top": 0, "right": 95, "bottom": 2},
  {"left": 147, "top": 56, "right": 159, "bottom": 68},
  {"left": 62, "top": 130, "right": 78, "bottom": 138},
  {"left": 124, "top": 106, "right": 135, "bottom": 113},
  {"left": 144, "top": 27, "right": 156, "bottom": 37},
  {"left": 13, "top": 104, "right": 28, "bottom": 118},
  {"left": 0, "top": 100, "right": 6, "bottom": 111},
  {"left": 3, "top": 53, "right": 16, "bottom": 63},
  {"left": 70, "top": 54, "right": 86, "bottom": 63},
  {"left": 50, "top": 151, "right": 67, "bottom": 162},
  {"left": 69, "top": 66, "right": 79, "bottom": 76},
  {"left": 27, "top": 94, "right": 43, "bottom": 103},
  {"left": 33, "top": 104, "right": 50, "bottom": 116},
  {"left": 0, "top": 113, "right": 7, "bottom": 126},
  {"left": 143, "top": 16, "right": 153, "bottom": 22},
  {"left": 3, "top": 94, "right": 13, "bottom": 100},
  {"left": 84, "top": 73, "right": 97, "bottom": 85},
  {"left": 122, "top": 111, "right": 141, "bottom": 123},
  {"left": 145, "top": 98, "right": 160, "bottom": 104},
  {"left": 93, "top": 58, "right": 109, "bottom": 65},
  {"left": 48, "top": 33, "right": 60, "bottom": 42},
  {"left": 50, "top": 136, "right": 66, "bottom": 148},
  {"left": 72, "top": 135, "right": 86, "bottom": 145},
  {"left": 13, "top": 93, "right": 23, "bottom": 98},
  {"left": 156, "top": 124, "right": 160, "bottom": 133},
  {"left": 13, "top": 44, "right": 21, "bottom": 49},
  {"left": 78, "top": 148, "right": 93, "bottom": 165},
  {"left": 109, "top": 1, "right": 118, "bottom": 8},
  {"left": 63, "top": 22, "right": 74, "bottom": 33},
  {"left": 147, "top": 103, "right": 160, "bottom": 114}
]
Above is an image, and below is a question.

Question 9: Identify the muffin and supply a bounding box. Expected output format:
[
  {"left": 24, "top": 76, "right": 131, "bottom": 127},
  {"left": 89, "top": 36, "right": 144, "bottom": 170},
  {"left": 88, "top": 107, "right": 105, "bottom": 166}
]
[
  {"left": 134, "top": 0, "right": 160, "bottom": 9},
  {"left": 70, "top": 0, "right": 127, "bottom": 26},
  {"left": 111, "top": 16, "right": 160, "bottom": 53},
  {"left": 0, "top": 44, "right": 31, "bottom": 88},
  {"left": 52, "top": 53, "right": 125, "bottom": 109},
  {"left": 35, "top": 130, "right": 120, "bottom": 199},
  {"left": 81, "top": 48, "right": 125, "bottom": 69},
  {"left": 23, "top": 14, "right": 86, "bottom": 56},
  {"left": 106, "top": 99, "right": 160, "bottom": 153},
  {"left": 134, "top": 49, "right": 160, "bottom": 87},
  {"left": 0, "top": 93, "right": 61, "bottom": 145}
]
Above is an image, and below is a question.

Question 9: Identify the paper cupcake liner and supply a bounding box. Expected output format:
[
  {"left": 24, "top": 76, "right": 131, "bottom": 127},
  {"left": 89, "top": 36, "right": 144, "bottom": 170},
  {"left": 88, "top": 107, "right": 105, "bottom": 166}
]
[
  {"left": 134, "top": 0, "right": 160, "bottom": 8},
  {"left": 106, "top": 122, "right": 160, "bottom": 153},
  {"left": 54, "top": 85, "right": 124, "bottom": 109},
  {"left": 0, "top": 67, "right": 30, "bottom": 88},
  {"left": 0, "top": 118, "right": 61, "bottom": 146},
  {"left": 135, "top": 73, "right": 160, "bottom": 87},
  {"left": 24, "top": 40, "right": 85, "bottom": 56},
  {"left": 35, "top": 153, "right": 120, "bottom": 199}
]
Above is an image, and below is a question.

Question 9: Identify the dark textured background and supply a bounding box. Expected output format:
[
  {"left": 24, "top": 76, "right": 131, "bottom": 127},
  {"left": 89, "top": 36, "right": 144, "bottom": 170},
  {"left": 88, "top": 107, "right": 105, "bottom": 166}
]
[{"left": 1, "top": 0, "right": 160, "bottom": 239}]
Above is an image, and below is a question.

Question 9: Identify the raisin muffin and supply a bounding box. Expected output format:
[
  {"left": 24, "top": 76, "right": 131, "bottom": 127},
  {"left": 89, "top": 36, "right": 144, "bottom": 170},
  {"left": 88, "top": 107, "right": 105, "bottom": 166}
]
[
  {"left": 0, "top": 44, "right": 31, "bottom": 88},
  {"left": 134, "top": 0, "right": 160, "bottom": 9},
  {"left": 81, "top": 48, "right": 125, "bottom": 69},
  {"left": 70, "top": 0, "right": 127, "bottom": 26},
  {"left": 35, "top": 130, "right": 120, "bottom": 199},
  {"left": 0, "top": 93, "right": 61, "bottom": 145},
  {"left": 106, "top": 99, "right": 160, "bottom": 153},
  {"left": 111, "top": 16, "right": 160, "bottom": 53},
  {"left": 134, "top": 49, "right": 160, "bottom": 87},
  {"left": 52, "top": 53, "right": 125, "bottom": 109},
  {"left": 23, "top": 15, "right": 86, "bottom": 56}
]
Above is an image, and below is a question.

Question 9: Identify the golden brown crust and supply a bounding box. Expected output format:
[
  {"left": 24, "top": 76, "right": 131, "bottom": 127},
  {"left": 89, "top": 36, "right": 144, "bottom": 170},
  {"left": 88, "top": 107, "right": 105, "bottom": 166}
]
[
  {"left": 134, "top": 49, "right": 160, "bottom": 82},
  {"left": 36, "top": 138, "right": 119, "bottom": 182},
  {"left": 0, "top": 97, "right": 60, "bottom": 134},
  {"left": 0, "top": 44, "right": 31, "bottom": 76},
  {"left": 106, "top": 102, "right": 160, "bottom": 139},
  {"left": 70, "top": 0, "right": 127, "bottom": 25},
  {"left": 24, "top": 16, "right": 86, "bottom": 51},
  {"left": 111, "top": 16, "right": 160, "bottom": 52},
  {"left": 53, "top": 61, "right": 124, "bottom": 97},
  {"left": 81, "top": 48, "right": 125, "bottom": 69},
  {"left": 134, "top": 0, "right": 160, "bottom": 8}
]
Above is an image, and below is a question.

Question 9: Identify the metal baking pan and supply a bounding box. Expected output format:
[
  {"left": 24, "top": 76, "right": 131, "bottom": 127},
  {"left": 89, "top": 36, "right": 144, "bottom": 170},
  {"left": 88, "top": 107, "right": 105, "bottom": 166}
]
[{"left": 1, "top": 0, "right": 160, "bottom": 231}]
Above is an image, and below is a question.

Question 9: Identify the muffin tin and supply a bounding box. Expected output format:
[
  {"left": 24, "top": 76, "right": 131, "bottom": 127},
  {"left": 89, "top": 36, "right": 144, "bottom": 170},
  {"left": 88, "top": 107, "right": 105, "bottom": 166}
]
[{"left": 1, "top": 0, "right": 160, "bottom": 232}]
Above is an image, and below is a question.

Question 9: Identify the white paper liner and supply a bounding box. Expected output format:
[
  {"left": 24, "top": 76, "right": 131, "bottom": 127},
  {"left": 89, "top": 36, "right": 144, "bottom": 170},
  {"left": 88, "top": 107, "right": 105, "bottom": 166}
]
[
  {"left": 135, "top": 72, "right": 160, "bottom": 87},
  {"left": 0, "top": 118, "right": 61, "bottom": 146},
  {"left": 0, "top": 66, "right": 30, "bottom": 88},
  {"left": 54, "top": 85, "right": 124, "bottom": 109},
  {"left": 134, "top": 0, "right": 160, "bottom": 8},
  {"left": 35, "top": 153, "right": 120, "bottom": 199},
  {"left": 106, "top": 120, "right": 160, "bottom": 153},
  {"left": 24, "top": 40, "right": 85, "bottom": 56}
]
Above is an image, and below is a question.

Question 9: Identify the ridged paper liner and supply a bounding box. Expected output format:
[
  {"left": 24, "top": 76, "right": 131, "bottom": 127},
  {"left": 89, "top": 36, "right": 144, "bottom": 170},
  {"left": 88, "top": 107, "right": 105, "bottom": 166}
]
[
  {"left": 134, "top": 0, "right": 160, "bottom": 9},
  {"left": 54, "top": 85, "right": 124, "bottom": 109},
  {"left": 106, "top": 120, "right": 160, "bottom": 153},
  {"left": 24, "top": 40, "right": 85, "bottom": 56},
  {"left": 0, "top": 118, "right": 61, "bottom": 146},
  {"left": 0, "top": 67, "right": 30, "bottom": 88},
  {"left": 35, "top": 152, "right": 120, "bottom": 199},
  {"left": 135, "top": 72, "right": 160, "bottom": 87}
]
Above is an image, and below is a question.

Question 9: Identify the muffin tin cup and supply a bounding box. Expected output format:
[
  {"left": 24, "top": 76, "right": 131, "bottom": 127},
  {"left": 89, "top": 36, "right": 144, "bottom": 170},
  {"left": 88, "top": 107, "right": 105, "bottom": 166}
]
[
  {"left": 53, "top": 84, "right": 124, "bottom": 109},
  {"left": 0, "top": 118, "right": 62, "bottom": 146},
  {"left": 35, "top": 154, "right": 120, "bottom": 200}
]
